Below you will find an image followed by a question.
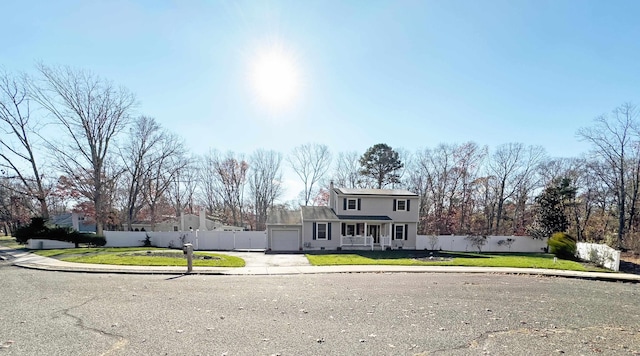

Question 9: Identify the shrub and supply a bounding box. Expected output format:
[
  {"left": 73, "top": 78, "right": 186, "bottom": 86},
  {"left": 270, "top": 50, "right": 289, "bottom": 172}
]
[
  {"left": 13, "top": 217, "right": 49, "bottom": 244},
  {"left": 12, "top": 217, "right": 106, "bottom": 247},
  {"left": 548, "top": 232, "right": 576, "bottom": 260},
  {"left": 84, "top": 234, "right": 106, "bottom": 247},
  {"left": 141, "top": 234, "right": 152, "bottom": 247},
  {"left": 47, "top": 226, "right": 75, "bottom": 240},
  {"left": 465, "top": 235, "right": 488, "bottom": 253}
]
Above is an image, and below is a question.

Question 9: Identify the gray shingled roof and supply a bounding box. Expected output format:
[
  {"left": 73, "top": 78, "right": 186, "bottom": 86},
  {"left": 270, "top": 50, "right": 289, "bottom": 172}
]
[
  {"left": 336, "top": 215, "right": 392, "bottom": 221},
  {"left": 266, "top": 210, "right": 302, "bottom": 225},
  {"left": 301, "top": 206, "right": 339, "bottom": 221},
  {"left": 335, "top": 188, "right": 418, "bottom": 197}
]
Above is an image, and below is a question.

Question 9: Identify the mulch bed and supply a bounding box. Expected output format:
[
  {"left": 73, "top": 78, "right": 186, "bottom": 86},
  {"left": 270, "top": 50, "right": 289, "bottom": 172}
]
[{"left": 619, "top": 252, "right": 640, "bottom": 275}]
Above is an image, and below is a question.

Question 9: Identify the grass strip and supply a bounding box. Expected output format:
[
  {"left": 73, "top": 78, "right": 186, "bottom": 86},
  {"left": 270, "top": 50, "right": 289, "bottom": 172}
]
[
  {"left": 34, "top": 247, "right": 164, "bottom": 257},
  {"left": 306, "top": 251, "right": 606, "bottom": 272},
  {"left": 34, "top": 247, "right": 245, "bottom": 267},
  {"left": 0, "top": 235, "right": 25, "bottom": 249}
]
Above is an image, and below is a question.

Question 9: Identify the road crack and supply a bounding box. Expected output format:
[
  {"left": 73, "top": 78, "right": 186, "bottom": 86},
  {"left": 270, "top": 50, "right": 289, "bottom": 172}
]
[
  {"left": 429, "top": 325, "right": 640, "bottom": 354},
  {"left": 56, "top": 298, "right": 129, "bottom": 355}
]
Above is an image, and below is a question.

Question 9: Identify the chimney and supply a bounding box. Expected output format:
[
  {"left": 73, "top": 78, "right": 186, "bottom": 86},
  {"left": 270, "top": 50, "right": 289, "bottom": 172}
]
[{"left": 329, "top": 181, "right": 335, "bottom": 210}]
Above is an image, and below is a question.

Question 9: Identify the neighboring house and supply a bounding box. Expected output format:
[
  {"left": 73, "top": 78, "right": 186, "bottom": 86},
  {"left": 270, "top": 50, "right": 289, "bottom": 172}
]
[
  {"left": 50, "top": 212, "right": 96, "bottom": 232},
  {"left": 131, "top": 210, "right": 244, "bottom": 232},
  {"left": 266, "top": 183, "right": 419, "bottom": 251}
]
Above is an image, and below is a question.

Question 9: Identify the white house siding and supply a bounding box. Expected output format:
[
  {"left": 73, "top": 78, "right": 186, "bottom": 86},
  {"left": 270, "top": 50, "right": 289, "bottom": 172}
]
[
  {"left": 335, "top": 195, "right": 420, "bottom": 222},
  {"left": 389, "top": 222, "right": 418, "bottom": 249},
  {"left": 332, "top": 195, "right": 418, "bottom": 250},
  {"left": 302, "top": 221, "right": 341, "bottom": 250}
]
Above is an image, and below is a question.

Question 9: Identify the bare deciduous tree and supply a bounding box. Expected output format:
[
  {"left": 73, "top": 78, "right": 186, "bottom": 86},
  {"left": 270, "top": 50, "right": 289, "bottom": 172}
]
[
  {"left": 332, "top": 151, "right": 361, "bottom": 188},
  {"left": 30, "top": 64, "right": 136, "bottom": 235},
  {"left": 577, "top": 103, "right": 639, "bottom": 248},
  {"left": 0, "top": 70, "right": 50, "bottom": 219},
  {"left": 248, "top": 149, "right": 283, "bottom": 231},
  {"left": 198, "top": 150, "right": 222, "bottom": 218},
  {"left": 288, "top": 143, "right": 331, "bottom": 206},
  {"left": 201, "top": 150, "right": 248, "bottom": 226},
  {"left": 411, "top": 142, "right": 487, "bottom": 235},
  {"left": 488, "top": 143, "right": 546, "bottom": 235},
  {"left": 144, "top": 138, "right": 189, "bottom": 230},
  {"left": 121, "top": 116, "right": 186, "bottom": 230},
  {"left": 170, "top": 158, "right": 200, "bottom": 217}
]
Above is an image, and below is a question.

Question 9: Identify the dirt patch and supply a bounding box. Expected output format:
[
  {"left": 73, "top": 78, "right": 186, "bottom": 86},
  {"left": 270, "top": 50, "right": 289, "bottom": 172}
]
[
  {"left": 620, "top": 252, "right": 640, "bottom": 275},
  {"left": 413, "top": 251, "right": 454, "bottom": 262}
]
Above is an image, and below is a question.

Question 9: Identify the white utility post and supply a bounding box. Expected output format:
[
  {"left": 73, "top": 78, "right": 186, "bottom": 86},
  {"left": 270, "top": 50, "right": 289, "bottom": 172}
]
[{"left": 183, "top": 243, "right": 193, "bottom": 274}]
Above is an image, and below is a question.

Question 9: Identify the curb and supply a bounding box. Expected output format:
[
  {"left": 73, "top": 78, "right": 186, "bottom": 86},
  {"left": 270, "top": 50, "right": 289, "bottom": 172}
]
[
  {"left": 10, "top": 261, "right": 640, "bottom": 283},
  {"left": 3, "top": 248, "right": 640, "bottom": 283}
]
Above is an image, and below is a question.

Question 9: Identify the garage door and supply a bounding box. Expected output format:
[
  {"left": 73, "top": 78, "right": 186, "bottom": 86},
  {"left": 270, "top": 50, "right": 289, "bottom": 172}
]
[{"left": 272, "top": 230, "right": 300, "bottom": 251}]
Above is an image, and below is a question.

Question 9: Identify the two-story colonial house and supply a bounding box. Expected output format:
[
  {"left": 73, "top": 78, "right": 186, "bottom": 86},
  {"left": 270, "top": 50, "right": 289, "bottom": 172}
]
[{"left": 266, "top": 183, "right": 419, "bottom": 251}]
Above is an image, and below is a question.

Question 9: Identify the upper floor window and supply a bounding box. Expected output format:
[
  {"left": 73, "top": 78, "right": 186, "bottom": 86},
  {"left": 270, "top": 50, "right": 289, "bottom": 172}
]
[
  {"left": 394, "top": 199, "right": 410, "bottom": 211},
  {"left": 344, "top": 198, "right": 361, "bottom": 211}
]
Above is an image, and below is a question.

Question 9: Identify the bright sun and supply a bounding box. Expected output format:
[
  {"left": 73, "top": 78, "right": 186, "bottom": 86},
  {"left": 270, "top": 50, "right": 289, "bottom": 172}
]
[{"left": 251, "top": 44, "right": 300, "bottom": 111}]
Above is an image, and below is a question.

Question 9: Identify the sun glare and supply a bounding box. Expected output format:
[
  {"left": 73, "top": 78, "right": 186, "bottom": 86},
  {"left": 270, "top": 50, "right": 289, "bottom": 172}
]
[{"left": 250, "top": 44, "right": 301, "bottom": 112}]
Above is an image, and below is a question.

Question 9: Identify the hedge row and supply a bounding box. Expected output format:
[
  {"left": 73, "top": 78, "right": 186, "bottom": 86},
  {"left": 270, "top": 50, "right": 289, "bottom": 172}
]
[{"left": 13, "top": 217, "right": 106, "bottom": 247}]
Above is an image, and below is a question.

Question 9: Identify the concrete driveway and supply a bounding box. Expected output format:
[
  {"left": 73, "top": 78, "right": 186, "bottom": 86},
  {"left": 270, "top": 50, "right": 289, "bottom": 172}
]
[{"left": 222, "top": 251, "right": 311, "bottom": 267}]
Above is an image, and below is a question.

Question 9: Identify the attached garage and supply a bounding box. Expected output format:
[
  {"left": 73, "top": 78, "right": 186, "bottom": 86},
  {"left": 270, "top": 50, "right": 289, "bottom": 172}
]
[
  {"left": 271, "top": 229, "right": 301, "bottom": 251},
  {"left": 266, "top": 210, "right": 302, "bottom": 252}
]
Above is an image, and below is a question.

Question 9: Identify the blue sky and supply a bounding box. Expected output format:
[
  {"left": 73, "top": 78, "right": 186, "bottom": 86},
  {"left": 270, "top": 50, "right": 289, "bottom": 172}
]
[{"left": 2, "top": 0, "right": 640, "bottom": 200}]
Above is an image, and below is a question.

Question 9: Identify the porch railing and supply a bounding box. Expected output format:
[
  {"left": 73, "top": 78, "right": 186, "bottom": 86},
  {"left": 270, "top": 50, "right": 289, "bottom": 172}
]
[
  {"left": 340, "top": 235, "right": 373, "bottom": 249},
  {"left": 340, "top": 235, "right": 392, "bottom": 250}
]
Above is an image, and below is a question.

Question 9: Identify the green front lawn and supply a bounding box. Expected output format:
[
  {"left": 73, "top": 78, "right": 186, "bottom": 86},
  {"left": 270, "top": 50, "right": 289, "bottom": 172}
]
[
  {"left": 306, "top": 251, "right": 607, "bottom": 272},
  {"left": 34, "top": 247, "right": 245, "bottom": 267},
  {"left": 0, "top": 235, "right": 25, "bottom": 249}
]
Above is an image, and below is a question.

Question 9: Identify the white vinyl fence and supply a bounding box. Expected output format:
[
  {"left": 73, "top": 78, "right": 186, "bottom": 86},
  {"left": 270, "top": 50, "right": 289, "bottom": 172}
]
[
  {"left": 576, "top": 242, "right": 621, "bottom": 271},
  {"left": 28, "top": 239, "right": 76, "bottom": 249},
  {"left": 416, "top": 235, "right": 548, "bottom": 253},
  {"left": 104, "top": 230, "right": 267, "bottom": 251}
]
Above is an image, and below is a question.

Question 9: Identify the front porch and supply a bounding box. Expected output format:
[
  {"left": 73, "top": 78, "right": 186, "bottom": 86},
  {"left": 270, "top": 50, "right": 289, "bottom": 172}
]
[{"left": 338, "top": 219, "right": 393, "bottom": 250}]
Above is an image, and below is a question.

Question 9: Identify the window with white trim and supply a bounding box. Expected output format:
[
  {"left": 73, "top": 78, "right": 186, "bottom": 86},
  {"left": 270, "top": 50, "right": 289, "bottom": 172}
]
[
  {"left": 394, "top": 225, "right": 405, "bottom": 240},
  {"left": 396, "top": 199, "right": 407, "bottom": 211},
  {"left": 346, "top": 224, "right": 355, "bottom": 236},
  {"left": 317, "top": 222, "right": 328, "bottom": 240},
  {"left": 347, "top": 198, "right": 357, "bottom": 210}
]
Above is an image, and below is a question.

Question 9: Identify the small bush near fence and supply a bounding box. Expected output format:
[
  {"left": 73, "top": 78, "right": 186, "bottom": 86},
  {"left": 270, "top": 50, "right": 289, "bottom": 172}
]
[
  {"left": 548, "top": 232, "right": 576, "bottom": 260},
  {"left": 465, "top": 235, "right": 488, "bottom": 253},
  {"left": 13, "top": 217, "right": 105, "bottom": 247}
]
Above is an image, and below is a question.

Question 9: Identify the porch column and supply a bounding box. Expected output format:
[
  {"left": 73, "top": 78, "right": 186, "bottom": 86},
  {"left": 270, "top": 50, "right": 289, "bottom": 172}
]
[{"left": 364, "top": 222, "right": 369, "bottom": 249}]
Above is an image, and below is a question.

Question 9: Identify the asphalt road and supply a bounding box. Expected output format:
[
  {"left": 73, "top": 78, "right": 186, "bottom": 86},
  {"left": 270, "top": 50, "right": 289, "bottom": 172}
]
[{"left": 1, "top": 265, "right": 639, "bottom": 356}]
